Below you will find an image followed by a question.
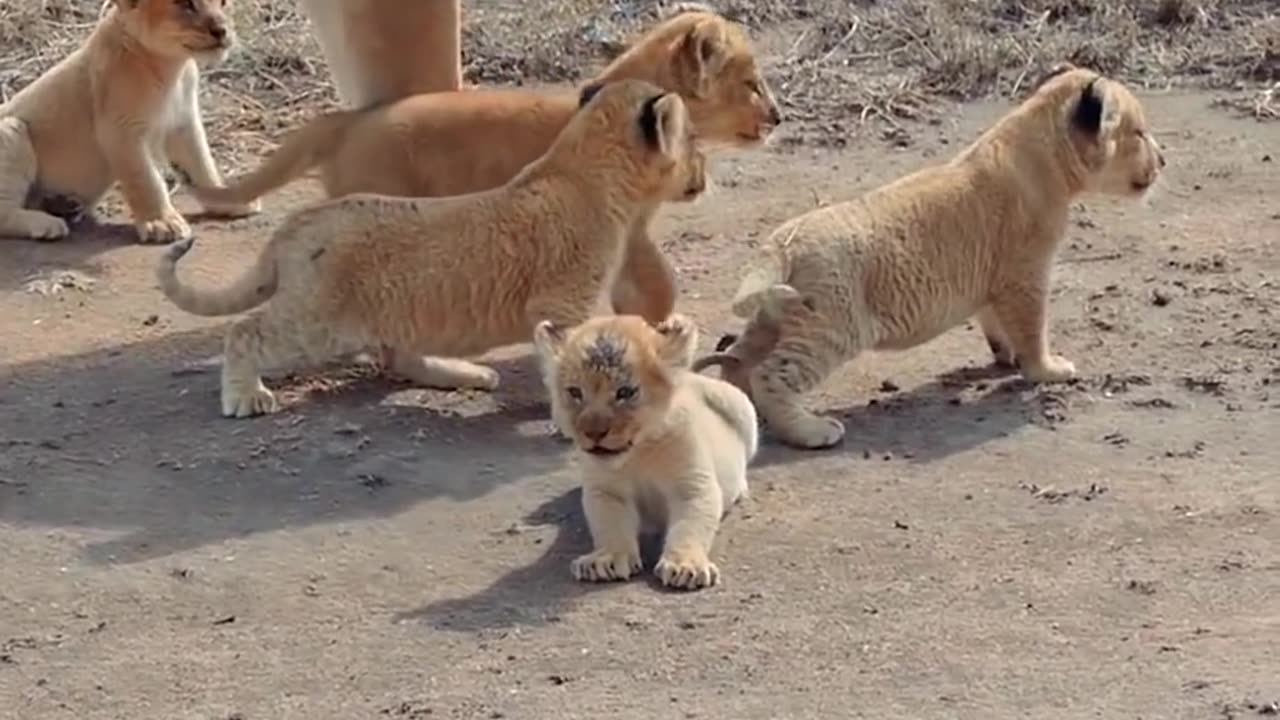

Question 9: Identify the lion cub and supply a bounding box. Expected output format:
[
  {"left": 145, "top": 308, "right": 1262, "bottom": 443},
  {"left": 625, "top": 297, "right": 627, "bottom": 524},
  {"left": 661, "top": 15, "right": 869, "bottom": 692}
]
[
  {"left": 0, "top": 0, "right": 257, "bottom": 243},
  {"left": 157, "top": 79, "right": 707, "bottom": 418},
  {"left": 534, "top": 314, "right": 758, "bottom": 591},
  {"left": 695, "top": 64, "right": 1168, "bottom": 449}
]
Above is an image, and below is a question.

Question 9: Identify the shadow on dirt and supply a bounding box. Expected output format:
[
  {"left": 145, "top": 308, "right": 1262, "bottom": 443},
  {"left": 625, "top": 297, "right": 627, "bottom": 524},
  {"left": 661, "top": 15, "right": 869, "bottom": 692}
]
[
  {"left": 0, "top": 325, "right": 570, "bottom": 566},
  {"left": 742, "top": 362, "right": 1043, "bottom": 466}
]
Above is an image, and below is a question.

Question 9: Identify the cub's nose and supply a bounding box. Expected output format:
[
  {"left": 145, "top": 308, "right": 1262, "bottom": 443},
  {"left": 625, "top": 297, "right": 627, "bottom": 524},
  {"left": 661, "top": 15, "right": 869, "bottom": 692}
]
[
  {"left": 767, "top": 104, "right": 782, "bottom": 126},
  {"left": 209, "top": 23, "right": 228, "bottom": 43},
  {"left": 581, "top": 426, "right": 608, "bottom": 443}
]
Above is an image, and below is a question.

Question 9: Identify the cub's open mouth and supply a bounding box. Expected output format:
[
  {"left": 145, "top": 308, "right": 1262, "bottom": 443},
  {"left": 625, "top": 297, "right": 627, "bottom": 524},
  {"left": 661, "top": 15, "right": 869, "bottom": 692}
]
[
  {"left": 585, "top": 444, "right": 629, "bottom": 457},
  {"left": 1131, "top": 180, "right": 1152, "bottom": 192}
]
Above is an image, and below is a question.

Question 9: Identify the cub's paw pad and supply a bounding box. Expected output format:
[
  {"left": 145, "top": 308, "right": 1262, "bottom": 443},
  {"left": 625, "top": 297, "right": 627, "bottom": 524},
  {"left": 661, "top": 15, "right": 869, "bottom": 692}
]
[
  {"left": 137, "top": 213, "right": 192, "bottom": 245},
  {"left": 655, "top": 553, "right": 720, "bottom": 590},
  {"left": 221, "top": 384, "right": 279, "bottom": 418},
  {"left": 570, "top": 550, "right": 642, "bottom": 582},
  {"left": 775, "top": 413, "right": 845, "bottom": 450}
]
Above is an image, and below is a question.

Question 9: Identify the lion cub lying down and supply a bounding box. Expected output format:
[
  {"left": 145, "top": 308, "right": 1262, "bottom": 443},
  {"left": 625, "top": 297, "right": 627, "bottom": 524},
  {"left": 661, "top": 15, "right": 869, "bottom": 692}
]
[
  {"left": 0, "top": 0, "right": 256, "bottom": 243},
  {"left": 157, "top": 79, "right": 707, "bottom": 418},
  {"left": 695, "top": 64, "right": 1167, "bottom": 449},
  {"left": 534, "top": 314, "right": 758, "bottom": 591}
]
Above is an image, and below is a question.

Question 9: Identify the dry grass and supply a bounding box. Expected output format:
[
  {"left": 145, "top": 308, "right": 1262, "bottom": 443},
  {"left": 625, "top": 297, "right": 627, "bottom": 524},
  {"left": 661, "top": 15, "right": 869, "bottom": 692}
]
[{"left": 1, "top": 0, "right": 1276, "bottom": 159}]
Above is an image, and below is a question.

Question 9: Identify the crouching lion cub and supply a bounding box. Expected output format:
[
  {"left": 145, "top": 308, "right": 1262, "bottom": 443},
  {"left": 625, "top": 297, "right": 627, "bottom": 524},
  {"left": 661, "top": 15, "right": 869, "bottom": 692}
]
[
  {"left": 0, "top": 0, "right": 257, "bottom": 243},
  {"left": 156, "top": 79, "right": 707, "bottom": 418},
  {"left": 534, "top": 314, "right": 758, "bottom": 591},
  {"left": 695, "top": 63, "right": 1167, "bottom": 449}
]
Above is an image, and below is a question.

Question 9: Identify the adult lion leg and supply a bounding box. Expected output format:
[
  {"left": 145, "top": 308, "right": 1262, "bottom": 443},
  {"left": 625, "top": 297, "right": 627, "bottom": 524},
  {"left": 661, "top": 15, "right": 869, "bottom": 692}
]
[
  {"left": 976, "top": 306, "right": 1016, "bottom": 368},
  {"left": 609, "top": 223, "right": 676, "bottom": 324},
  {"left": 298, "top": 0, "right": 462, "bottom": 109},
  {"left": 748, "top": 305, "right": 851, "bottom": 450},
  {"left": 990, "top": 282, "right": 1076, "bottom": 383},
  {"left": 165, "top": 109, "right": 260, "bottom": 218},
  {"left": 654, "top": 466, "right": 725, "bottom": 590},
  {"left": 382, "top": 349, "right": 499, "bottom": 391},
  {"left": 571, "top": 485, "right": 642, "bottom": 583},
  {"left": 0, "top": 117, "right": 69, "bottom": 240},
  {"left": 99, "top": 127, "right": 189, "bottom": 244}
]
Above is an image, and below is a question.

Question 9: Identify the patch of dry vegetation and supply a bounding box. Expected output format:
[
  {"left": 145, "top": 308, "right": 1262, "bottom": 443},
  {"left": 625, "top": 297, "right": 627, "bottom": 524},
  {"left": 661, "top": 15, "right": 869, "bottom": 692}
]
[{"left": 1, "top": 0, "right": 1276, "bottom": 158}]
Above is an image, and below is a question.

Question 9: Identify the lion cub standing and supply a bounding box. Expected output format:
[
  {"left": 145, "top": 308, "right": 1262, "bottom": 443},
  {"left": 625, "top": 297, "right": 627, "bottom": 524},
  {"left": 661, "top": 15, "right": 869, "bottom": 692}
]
[
  {"left": 534, "top": 314, "right": 758, "bottom": 591},
  {"left": 0, "top": 0, "right": 256, "bottom": 243},
  {"left": 696, "top": 64, "right": 1167, "bottom": 449},
  {"left": 157, "top": 79, "right": 707, "bottom": 418}
]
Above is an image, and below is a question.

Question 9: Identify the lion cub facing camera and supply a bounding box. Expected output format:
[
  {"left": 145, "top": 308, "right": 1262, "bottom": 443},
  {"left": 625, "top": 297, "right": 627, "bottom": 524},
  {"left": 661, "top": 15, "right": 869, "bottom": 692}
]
[
  {"left": 157, "top": 79, "right": 707, "bottom": 418},
  {"left": 695, "top": 63, "right": 1167, "bottom": 449},
  {"left": 534, "top": 314, "right": 758, "bottom": 591},
  {"left": 0, "top": 0, "right": 257, "bottom": 243}
]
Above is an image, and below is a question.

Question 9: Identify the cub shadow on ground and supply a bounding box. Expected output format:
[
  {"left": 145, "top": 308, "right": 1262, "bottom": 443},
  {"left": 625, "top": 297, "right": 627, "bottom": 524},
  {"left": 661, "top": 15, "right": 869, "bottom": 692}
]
[
  {"left": 750, "top": 363, "right": 1044, "bottom": 468},
  {"left": 0, "top": 324, "right": 571, "bottom": 566},
  {"left": 0, "top": 206, "right": 261, "bottom": 293}
]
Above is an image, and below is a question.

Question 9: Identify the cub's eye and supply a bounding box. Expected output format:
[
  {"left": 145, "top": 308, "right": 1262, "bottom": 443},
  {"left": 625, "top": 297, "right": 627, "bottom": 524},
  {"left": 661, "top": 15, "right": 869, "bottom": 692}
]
[
  {"left": 615, "top": 386, "right": 638, "bottom": 402},
  {"left": 566, "top": 387, "right": 583, "bottom": 402},
  {"left": 744, "top": 79, "right": 759, "bottom": 93},
  {"left": 177, "top": 0, "right": 197, "bottom": 12}
]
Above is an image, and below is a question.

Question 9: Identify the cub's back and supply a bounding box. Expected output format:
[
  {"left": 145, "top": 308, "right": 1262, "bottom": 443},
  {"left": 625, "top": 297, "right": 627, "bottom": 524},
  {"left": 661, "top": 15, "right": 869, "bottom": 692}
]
[{"left": 322, "top": 89, "right": 579, "bottom": 198}]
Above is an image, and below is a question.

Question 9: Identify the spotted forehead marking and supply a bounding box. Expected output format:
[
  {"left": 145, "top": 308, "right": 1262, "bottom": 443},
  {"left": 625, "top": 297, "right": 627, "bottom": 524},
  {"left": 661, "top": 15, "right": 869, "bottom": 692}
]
[{"left": 581, "top": 332, "right": 629, "bottom": 374}]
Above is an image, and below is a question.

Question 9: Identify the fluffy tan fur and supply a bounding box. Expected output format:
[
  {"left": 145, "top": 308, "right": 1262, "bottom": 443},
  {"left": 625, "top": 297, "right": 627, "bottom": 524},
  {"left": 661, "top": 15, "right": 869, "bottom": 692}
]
[
  {"left": 188, "top": 4, "right": 781, "bottom": 324},
  {"left": 694, "top": 64, "right": 1167, "bottom": 449},
  {"left": 296, "top": 0, "right": 462, "bottom": 109},
  {"left": 534, "top": 313, "right": 757, "bottom": 591},
  {"left": 156, "top": 79, "right": 707, "bottom": 418},
  {"left": 0, "top": 0, "right": 257, "bottom": 243}
]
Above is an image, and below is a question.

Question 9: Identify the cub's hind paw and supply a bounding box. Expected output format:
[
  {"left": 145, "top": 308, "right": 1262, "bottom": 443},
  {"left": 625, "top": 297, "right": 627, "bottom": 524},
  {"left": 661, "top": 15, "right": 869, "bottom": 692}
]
[
  {"left": 221, "top": 382, "right": 279, "bottom": 418},
  {"left": 655, "top": 551, "right": 720, "bottom": 590},
  {"left": 571, "top": 549, "right": 642, "bottom": 583},
  {"left": 1022, "top": 354, "right": 1076, "bottom": 383},
  {"left": 772, "top": 412, "right": 845, "bottom": 450},
  {"left": 201, "top": 199, "right": 262, "bottom": 219}
]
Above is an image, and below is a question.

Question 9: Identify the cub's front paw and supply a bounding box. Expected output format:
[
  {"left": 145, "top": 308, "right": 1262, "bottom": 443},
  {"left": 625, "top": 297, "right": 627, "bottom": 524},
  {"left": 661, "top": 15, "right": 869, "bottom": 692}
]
[
  {"left": 1022, "top": 354, "right": 1076, "bottom": 383},
  {"left": 221, "top": 381, "right": 279, "bottom": 418},
  {"left": 201, "top": 198, "right": 262, "bottom": 219},
  {"left": 571, "top": 549, "right": 642, "bottom": 582},
  {"left": 136, "top": 212, "right": 191, "bottom": 245},
  {"left": 655, "top": 550, "right": 720, "bottom": 590},
  {"left": 20, "top": 211, "right": 70, "bottom": 241}
]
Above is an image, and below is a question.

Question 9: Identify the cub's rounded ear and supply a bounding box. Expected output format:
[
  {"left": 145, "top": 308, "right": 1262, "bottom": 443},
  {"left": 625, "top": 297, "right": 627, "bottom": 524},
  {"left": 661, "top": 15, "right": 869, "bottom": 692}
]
[
  {"left": 533, "top": 320, "right": 568, "bottom": 359},
  {"left": 638, "top": 93, "right": 689, "bottom": 159},
  {"left": 683, "top": 18, "right": 730, "bottom": 94},
  {"left": 653, "top": 313, "right": 699, "bottom": 369},
  {"left": 577, "top": 82, "right": 605, "bottom": 109},
  {"left": 1070, "top": 77, "right": 1120, "bottom": 140}
]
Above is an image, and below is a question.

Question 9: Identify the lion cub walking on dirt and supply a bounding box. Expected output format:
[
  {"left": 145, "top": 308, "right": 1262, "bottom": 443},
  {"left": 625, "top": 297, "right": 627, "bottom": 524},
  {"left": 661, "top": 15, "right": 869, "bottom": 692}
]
[
  {"left": 157, "top": 79, "right": 707, "bottom": 418},
  {"left": 534, "top": 314, "right": 758, "bottom": 591},
  {"left": 0, "top": 0, "right": 257, "bottom": 243},
  {"left": 695, "top": 64, "right": 1167, "bottom": 449}
]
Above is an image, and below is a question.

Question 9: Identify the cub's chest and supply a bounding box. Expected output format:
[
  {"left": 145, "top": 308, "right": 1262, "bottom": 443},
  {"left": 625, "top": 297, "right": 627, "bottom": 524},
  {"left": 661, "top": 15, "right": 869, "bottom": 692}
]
[{"left": 145, "top": 62, "right": 200, "bottom": 137}]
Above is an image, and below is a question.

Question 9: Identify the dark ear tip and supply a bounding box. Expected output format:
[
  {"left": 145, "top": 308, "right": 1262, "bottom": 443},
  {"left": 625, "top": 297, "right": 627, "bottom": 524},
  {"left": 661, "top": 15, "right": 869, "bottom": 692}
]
[
  {"left": 638, "top": 93, "right": 664, "bottom": 149},
  {"left": 577, "top": 82, "right": 604, "bottom": 109},
  {"left": 1070, "top": 77, "right": 1104, "bottom": 135}
]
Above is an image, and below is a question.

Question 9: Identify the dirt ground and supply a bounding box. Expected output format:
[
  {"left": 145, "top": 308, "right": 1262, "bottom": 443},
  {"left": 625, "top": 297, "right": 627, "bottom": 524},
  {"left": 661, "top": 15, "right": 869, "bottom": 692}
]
[{"left": 2, "top": 2, "right": 1279, "bottom": 719}]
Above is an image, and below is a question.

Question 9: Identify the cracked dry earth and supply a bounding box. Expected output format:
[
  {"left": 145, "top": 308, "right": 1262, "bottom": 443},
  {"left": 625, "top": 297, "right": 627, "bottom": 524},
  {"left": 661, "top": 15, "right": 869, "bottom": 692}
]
[{"left": 0, "top": 92, "right": 1277, "bottom": 719}]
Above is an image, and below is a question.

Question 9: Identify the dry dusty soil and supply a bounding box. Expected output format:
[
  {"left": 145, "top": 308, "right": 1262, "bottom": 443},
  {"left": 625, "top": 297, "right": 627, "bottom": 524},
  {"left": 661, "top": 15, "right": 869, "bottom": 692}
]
[{"left": 2, "top": 5, "right": 1279, "bottom": 720}]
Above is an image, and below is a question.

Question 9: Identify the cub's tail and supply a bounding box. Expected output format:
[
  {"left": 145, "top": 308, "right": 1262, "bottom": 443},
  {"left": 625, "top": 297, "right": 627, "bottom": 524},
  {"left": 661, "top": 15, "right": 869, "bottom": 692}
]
[
  {"left": 156, "top": 236, "right": 278, "bottom": 317},
  {"left": 187, "top": 109, "right": 359, "bottom": 207}
]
